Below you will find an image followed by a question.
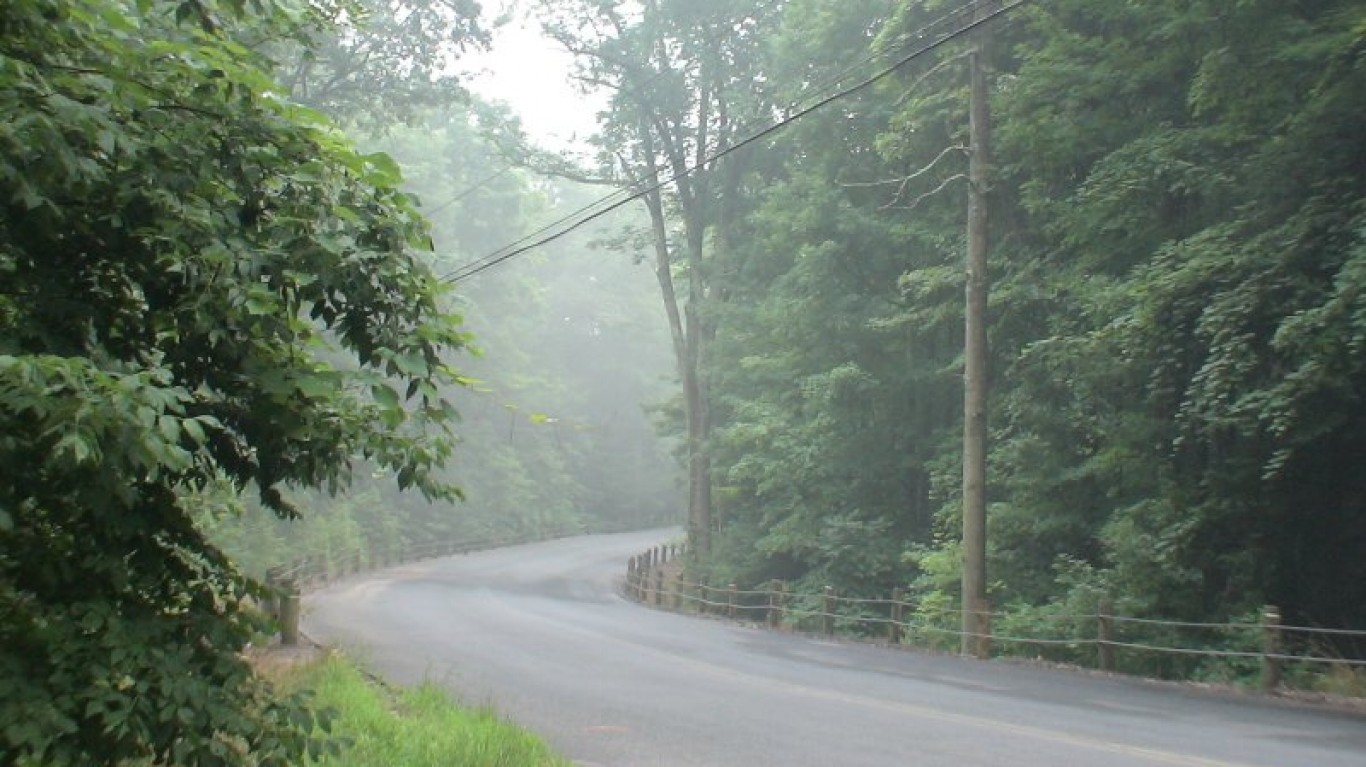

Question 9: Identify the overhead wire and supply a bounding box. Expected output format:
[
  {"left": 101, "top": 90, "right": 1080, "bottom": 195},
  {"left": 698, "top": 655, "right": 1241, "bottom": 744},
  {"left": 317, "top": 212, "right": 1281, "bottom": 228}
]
[
  {"left": 442, "top": 0, "right": 1029, "bottom": 285},
  {"left": 440, "top": 0, "right": 1003, "bottom": 283},
  {"left": 422, "top": 165, "right": 517, "bottom": 216},
  {"left": 774, "top": 0, "right": 992, "bottom": 118},
  {"left": 425, "top": 65, "right": 681, "bottom": 273}
]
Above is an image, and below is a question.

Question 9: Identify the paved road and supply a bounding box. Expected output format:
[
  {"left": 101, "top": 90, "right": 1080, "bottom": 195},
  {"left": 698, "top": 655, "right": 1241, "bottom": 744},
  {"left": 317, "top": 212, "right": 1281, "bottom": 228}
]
[{"left": 304, "top": 530, "right": 1366, "bottom": 767}]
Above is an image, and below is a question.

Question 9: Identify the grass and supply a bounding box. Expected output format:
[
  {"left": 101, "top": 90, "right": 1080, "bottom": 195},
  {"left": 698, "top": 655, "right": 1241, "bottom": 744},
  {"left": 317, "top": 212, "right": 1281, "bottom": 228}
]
[
  {"left": 1313, "top": 664, "right": 1366, "bottom": 698},
  {"left": 274, "top": 654, "right": 572, "bottom": 767}
]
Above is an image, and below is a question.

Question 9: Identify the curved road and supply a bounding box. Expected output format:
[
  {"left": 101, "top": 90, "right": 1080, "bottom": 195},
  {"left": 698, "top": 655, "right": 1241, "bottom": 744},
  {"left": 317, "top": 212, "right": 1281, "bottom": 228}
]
[{"left": 304, "top": 530, "right": 1365, "bottom": 767}]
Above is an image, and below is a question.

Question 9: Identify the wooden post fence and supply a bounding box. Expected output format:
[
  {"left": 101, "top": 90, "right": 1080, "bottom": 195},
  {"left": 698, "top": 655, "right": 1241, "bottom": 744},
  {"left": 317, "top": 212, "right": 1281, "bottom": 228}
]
[
  {"left": 1262, "top": 605, "right": 1282, "bottom": 691},
  {"left": 1098, "top": 597, "right": 1116, "bottom": 672},
  {"left": 890, "top": 588, "right": 904, "bottom": 645},
  {"left": 278, "top": 578, "right": 301, "bottom": 647},
  {"left": 822, "top": 586, "right": 835, "bottom": 636},
  {"left": 768, "top": 581, "right": 784, "bottom": 629}
]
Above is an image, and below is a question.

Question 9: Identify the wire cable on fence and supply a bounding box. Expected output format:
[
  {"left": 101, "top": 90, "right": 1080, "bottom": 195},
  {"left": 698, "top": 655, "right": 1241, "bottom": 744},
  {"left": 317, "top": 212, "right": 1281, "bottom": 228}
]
[
  {"left": 625, "top": 557, "right": 1366, "bottom": 674},
  {"left": 1109, "top": 615, "right": 1262, "bottom": 631}
]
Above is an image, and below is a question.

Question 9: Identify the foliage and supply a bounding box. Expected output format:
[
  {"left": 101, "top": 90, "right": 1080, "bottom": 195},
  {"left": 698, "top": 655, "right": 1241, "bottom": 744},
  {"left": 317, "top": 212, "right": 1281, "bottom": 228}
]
[
  {"left": 989, "top": 0, "right": 1366, "bottom": 629},
  {"left": 535, "top": 0, "right": 785, "bottom": 556},
  {"left": 564, "top": 0, "right": 1366, "bottom": 653},
  {"left": 0, "top": 0, "right": 470, "bottom": 763},
  {"left": 274, "top": 655, "right": 570, "bottom": 767},
  {"left": 274, "top": 0, "right": 490, "bottom": 127}
]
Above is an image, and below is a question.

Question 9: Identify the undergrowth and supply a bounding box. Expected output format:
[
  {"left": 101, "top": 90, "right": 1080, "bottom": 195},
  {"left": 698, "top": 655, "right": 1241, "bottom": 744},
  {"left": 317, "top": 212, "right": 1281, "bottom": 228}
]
[{"left": 275, "top": 655, "right": 570, "bottom": 767}]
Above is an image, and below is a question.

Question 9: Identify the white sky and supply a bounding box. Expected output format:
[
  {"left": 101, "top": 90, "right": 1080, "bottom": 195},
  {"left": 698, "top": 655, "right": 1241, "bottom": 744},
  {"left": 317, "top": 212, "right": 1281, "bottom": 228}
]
[{"left": 461, "top": 13, "right": 607, "bottom": 153}]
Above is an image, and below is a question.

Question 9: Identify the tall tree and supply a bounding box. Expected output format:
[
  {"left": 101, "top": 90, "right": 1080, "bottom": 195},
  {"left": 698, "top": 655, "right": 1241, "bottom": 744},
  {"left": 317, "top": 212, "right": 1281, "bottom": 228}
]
[
  {"left": 0, "top": 1, "right": 469, "bottom": 762},
  {"left": 536, "top": 0, "right": 775, "bottom": 556}
]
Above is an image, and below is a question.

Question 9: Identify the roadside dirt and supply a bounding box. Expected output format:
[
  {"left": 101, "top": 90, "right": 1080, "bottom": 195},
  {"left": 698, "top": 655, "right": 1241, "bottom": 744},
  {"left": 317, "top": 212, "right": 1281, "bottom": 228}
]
[{"left": 244, "top": 634, "right": 329, "bottom": 680}]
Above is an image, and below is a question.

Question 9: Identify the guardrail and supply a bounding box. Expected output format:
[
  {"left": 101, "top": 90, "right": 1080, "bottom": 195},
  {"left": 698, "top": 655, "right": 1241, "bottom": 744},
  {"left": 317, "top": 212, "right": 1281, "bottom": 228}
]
[
  {"left": 624, "top": 546, "right": 1366, "bottom": 693},
  {"left": 268, "top": 529, "right": 577, "bottom": 590},
  {"left": 261, "top": 519, "right": 680, "bottom": 645}
]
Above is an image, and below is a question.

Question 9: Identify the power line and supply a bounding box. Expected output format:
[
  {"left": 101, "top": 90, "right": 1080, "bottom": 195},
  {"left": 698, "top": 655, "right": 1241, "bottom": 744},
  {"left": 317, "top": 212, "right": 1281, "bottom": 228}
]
[
  {"left": 777, "top": 0, "right": 993, "bottom": 118},
  {"left": 446, "top": 183, "right": 638, "bottom": 281},
  {"left": 425, "top": 56, "right": 682, "bottom": 275},
  {"left": 441, "top": 0, "right": 1006, "bottom": 283},
  {"left": 443, "top": 0, "right": 1027, "bottom": 285},
  {"left": 439, "top": 1, "right": 973, "bottom": 283},
  {"left": 423, "top": 165, "right": 516, "bottom": 216}
]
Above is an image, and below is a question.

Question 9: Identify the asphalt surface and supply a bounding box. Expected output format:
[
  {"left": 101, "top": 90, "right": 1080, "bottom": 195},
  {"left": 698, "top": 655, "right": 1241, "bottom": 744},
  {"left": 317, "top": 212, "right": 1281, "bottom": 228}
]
[{"left": 304, "top": 529, "right": 1366, "bottom": 767}]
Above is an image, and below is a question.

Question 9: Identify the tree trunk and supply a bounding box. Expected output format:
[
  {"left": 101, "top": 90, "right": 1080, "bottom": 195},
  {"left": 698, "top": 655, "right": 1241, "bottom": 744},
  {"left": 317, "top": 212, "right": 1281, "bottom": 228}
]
[
  {"left": 683, "top": 209, "right": 712, "bottom": 558},
  {"left": 631, "top": 104, "right": 712, "bottom": 557}
]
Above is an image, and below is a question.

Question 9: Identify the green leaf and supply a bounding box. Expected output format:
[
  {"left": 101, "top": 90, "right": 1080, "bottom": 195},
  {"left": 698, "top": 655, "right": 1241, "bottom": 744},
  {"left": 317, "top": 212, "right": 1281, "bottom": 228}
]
[{"left": 371, "top": 384, "right": 399, "bottom": 410}]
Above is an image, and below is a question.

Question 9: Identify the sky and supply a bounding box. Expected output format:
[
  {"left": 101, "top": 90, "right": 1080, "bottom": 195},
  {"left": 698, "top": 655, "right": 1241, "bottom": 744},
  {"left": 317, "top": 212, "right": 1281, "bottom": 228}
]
[{"left": 461, "top": 12, "right": 607, "bottom": 153}]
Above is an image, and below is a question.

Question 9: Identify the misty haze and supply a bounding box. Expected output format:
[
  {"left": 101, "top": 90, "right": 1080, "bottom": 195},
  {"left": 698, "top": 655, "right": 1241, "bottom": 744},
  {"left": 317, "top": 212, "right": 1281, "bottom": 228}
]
[{"left": 3, "top": 1, "right": 1365, "bottom": 766}]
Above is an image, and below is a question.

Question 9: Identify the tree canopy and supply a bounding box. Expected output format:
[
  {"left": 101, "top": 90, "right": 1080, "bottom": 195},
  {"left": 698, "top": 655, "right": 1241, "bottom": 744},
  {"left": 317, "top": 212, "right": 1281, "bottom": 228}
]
[
  {"left": 541, "top": 0, "right": 1366, "bottom": 659},
  {"left": 0, "top": 0, "right": 469, "bottom": 762}
]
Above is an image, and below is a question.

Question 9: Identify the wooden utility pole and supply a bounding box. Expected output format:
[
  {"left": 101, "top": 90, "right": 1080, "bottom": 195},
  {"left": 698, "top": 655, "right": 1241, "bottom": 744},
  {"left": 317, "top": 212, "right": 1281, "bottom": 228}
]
[{"left": 961, "top": 5, "right": 993, "bottom": 659}]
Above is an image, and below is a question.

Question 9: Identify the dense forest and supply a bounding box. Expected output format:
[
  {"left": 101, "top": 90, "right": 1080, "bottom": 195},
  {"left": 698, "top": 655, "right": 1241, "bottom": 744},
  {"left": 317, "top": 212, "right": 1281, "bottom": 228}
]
[
  {"left": 3, "top": 0, "right": 1365, "bottom": 762},
  {"left": 525, "top": 0, "right": 1366, "bottom": 640}
]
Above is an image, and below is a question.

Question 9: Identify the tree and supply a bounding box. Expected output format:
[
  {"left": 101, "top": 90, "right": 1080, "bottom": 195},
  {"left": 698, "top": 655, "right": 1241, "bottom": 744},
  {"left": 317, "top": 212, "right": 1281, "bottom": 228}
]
[
  {"left": 603, "top": 0, "right": 1366, "bottom": 649},
  {"left": 275, "top": 0, "right": 489, "bottom": 126},
  {"left": 984, "top": 0, "right": 1366, "bottom": 631},
  {"left": 669, "top": 0, "right": 971, "bottom": 599},
  {"left": 0, "top": 1, "right": 469, "bottom": 762},
  {"left": 536, "top": 0, "right": 776, "bottom": 557}
]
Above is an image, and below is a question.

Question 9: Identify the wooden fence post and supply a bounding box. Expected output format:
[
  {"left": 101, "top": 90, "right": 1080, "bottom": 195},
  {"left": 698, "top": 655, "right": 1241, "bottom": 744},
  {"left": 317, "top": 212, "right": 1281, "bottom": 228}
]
[
  {"left": 727, "top": 584, "right": 738, "bottom": 619},
  {"left": 771, "top": 581, "right": 786, "bottom": 629},
  {"left": 263, "top": 567, "right": 281, "bottom": 618},
  {"left": 643, "top": 557, "right": 652, "bottom": 601},
  {"left": 890, "top": 588, "right": 904, "bottom": 645},
  {"left": 635, "top": 556, "right": 646, "bottom": 601},
  {"left": 279, "top": 578, "right": 301, "bottom": 647},
  {"left": 1262, "top": 605, "right": 1282, "bottom": 692},
  {"left": 823, "top": 586, "right": 835, "bottom": 636},
  {"left": 654, "top": 568, "right": 664, "bottom": 606},
  {"left": 1098, "top": 597, "right": 1116, "bottom": 672},
  {"left": 671, "top": 570, "right": 682, "bottom": 610}
]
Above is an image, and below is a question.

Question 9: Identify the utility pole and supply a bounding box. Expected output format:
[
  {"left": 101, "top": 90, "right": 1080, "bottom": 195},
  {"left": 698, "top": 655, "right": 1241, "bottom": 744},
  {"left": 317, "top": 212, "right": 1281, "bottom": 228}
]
[{"left": 961, "top": 3, "right": 993, "bottom": 659}]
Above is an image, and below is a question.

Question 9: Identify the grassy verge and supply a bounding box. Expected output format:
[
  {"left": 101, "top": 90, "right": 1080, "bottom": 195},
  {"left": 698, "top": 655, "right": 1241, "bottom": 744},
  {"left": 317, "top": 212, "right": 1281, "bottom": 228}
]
[{"left": 274, "top": 654, "right": 571, "bottom": 767}]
